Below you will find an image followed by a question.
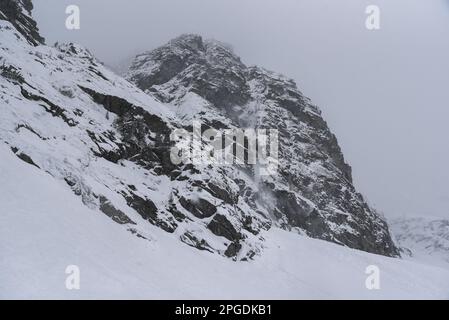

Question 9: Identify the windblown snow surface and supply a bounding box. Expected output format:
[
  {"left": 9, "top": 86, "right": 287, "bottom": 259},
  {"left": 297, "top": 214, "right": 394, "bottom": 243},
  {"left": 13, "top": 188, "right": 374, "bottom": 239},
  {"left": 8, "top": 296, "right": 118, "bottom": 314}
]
[{"left": 1, "top": 144, "right": 448, "bottom": 299}]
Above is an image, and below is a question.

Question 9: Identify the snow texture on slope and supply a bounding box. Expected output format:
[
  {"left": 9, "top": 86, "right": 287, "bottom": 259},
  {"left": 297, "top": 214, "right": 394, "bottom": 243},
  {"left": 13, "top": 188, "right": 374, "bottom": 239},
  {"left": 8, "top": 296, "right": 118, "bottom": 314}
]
[{"left": 1, "top": 143, "right": 448, "bottom": 299}]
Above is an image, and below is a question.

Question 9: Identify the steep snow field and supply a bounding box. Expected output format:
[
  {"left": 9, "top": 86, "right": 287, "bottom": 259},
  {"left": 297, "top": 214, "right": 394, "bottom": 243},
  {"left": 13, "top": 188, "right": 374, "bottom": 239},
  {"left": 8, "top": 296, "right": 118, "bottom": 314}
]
[{"left": 1, "top": 144, "right": 448, "bottom": 299}]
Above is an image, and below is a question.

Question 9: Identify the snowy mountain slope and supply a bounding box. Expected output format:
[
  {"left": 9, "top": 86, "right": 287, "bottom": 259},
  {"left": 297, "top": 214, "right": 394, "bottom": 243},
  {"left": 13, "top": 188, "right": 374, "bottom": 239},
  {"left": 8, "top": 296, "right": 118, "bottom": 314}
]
[
  {"left": 0, "top": 1, "right": 400, "bottom": 260},
  {"left": 1, "top": 143, "right": 448, "bottom": 300},
  {"left": 0, "top": 18, "right": 178, "bottom": 240},
  {"left": 1, "top": 1, "right": 448, "bottom": 299},
  {"left": 0, "top": 7, "right": 267, "bottom": 259},
  {"left": 126, "top": 34, "right": 399, "bottom": 256},
  {"left": 391, "top": 217, "right": 449, "bottom": 269}
]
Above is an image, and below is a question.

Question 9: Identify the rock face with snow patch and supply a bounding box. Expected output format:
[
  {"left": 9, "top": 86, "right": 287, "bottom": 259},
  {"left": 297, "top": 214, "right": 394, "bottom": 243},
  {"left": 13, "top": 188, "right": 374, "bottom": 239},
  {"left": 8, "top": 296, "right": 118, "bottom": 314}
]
[
  {"left": 0, "top": 0, "right": 44, "bottom": 46},
  {"left": 126, "top": 34, "right": 399, "bottom": 257},
  {"left": 0, "top": 2, "right": 399, "bottom": 260}
]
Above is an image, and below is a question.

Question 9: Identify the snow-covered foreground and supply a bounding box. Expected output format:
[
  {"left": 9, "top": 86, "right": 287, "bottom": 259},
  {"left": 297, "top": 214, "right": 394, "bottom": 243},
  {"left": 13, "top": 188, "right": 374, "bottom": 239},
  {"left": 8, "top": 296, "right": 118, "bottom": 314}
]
[{"left": 1, "top": 144, "right": 448, "bottom": 300}]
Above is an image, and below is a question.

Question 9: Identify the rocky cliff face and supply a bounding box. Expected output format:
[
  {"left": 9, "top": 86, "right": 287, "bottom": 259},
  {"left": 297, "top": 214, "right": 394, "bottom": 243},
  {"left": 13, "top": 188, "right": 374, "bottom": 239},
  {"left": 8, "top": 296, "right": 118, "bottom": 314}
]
[
  {"left": 0, "top": 0, "right": 44, "bottom": 45},
  {"left": 0, "top": 2, "right": 399, "bottom": 260},
  {"left": 126, "top": 34, "right": 399, "bottom": 257}
]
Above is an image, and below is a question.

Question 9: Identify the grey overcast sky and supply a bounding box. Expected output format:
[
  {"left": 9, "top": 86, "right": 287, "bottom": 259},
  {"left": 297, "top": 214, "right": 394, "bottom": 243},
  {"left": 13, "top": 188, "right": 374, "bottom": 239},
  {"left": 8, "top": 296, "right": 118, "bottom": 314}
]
[{"left": 33, "top": 0, "right": 449, "bottom": 220}]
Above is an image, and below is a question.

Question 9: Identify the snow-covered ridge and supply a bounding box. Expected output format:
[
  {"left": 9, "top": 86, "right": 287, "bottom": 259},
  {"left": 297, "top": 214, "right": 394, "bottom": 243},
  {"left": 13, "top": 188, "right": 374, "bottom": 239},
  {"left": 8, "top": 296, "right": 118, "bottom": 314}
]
[{"left": 391, "top": 217, "right": 449, "bottom": 269}]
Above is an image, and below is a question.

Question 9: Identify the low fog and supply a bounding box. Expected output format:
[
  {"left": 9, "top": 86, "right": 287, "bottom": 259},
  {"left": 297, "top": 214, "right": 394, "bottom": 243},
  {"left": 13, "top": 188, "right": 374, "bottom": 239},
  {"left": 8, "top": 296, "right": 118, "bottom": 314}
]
[{"left": 33, "top": 0, "right": 449, "bottom": 219}]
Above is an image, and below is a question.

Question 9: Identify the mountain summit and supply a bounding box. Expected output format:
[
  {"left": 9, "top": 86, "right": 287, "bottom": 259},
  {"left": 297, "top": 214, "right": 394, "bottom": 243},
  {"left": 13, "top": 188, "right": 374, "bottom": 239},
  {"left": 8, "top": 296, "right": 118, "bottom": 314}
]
[{"left": 126, "top": 34, "right": 399, "bottom": 257}]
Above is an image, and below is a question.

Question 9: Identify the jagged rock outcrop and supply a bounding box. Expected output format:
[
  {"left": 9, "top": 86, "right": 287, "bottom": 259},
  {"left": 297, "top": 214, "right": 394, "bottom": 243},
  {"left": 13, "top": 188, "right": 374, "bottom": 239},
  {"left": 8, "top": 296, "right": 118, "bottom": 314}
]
[
  {"left": 127, "top": 34, "right": 400, "bottom": 257},
  {"left": 0, "top": 0, "right": 44, "bottom": 45},
  {"left": 0, "top": 2, "right": 399, "bottom": 260}
]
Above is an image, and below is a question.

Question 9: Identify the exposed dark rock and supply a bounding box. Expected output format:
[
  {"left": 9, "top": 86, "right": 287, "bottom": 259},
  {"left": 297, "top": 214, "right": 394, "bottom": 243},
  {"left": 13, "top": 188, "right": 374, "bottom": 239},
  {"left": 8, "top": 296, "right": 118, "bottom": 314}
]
[
  {"left": 167, "top": 202, "right": 187, "bottom": 222},
  {"left": 225, "top": 241, "right": 242, "bottom": 258},
  {"left": 0, "top": 64, "right": 25, "bottom": 84},
  {"left": 179, "top": 197, "right": 217, "bottom": 219},
  {"left": 180, "top": 231, "right": 214, "bottom": 253},
  {"left": 208, "top": 214, "right": 241, "bottom": 242},
  {"left": 63, "top": 177, "right": 77, "bottom": 188},
  {"left": 79, "top": 86, "right": 169, "bottom": 134},
  {"left": 79, "top": 86, "right": 178, "bottom": 174},
  {"left": 99, "top": 196, "right": 135, "bottom": 225},
  {"left": 274, "top": 190, "right": 330, "bottom": 238},
  {"left": 0, "top": 0, "right": 45, "bottom": 45},
  {"left": 20, "top": 88, "right": 78, "bottom": 127},
  {"left": 15, "top": 151, "right": 39, "bottom": 168},
  {"left": 127, "top": 228, "right": 148, "bottom": 240},
  {"left": 124, "top": 192, "right": 176, "bottom": 233},
  {"left": 241, "top": 215, "right": 260, "bottom": 236},
  {"left": 206, "top": 182, "right": 237, "bottom": 205},
  {"left": 127, "top": 34, "right": 250, "bottom": 109}
]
